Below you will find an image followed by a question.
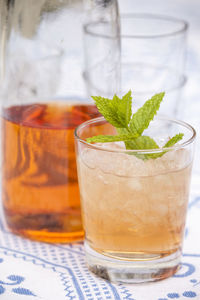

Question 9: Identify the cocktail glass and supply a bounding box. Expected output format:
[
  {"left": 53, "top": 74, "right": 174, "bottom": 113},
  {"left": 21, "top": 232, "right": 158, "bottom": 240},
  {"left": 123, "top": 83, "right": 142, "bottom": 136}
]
[{"left": 75, "top": 116, "right": 196, "bottom": 283}]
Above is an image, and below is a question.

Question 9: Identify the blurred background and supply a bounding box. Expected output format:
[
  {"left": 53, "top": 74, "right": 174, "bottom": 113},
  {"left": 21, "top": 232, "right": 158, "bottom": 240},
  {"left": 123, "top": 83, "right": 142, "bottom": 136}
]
[{"left": 118, "top": 0, "right": 200, "bottom": 127}]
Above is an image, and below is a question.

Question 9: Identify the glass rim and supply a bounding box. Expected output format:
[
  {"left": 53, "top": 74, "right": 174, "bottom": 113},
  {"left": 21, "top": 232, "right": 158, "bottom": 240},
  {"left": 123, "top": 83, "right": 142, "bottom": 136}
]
[
  {"left": 74, "top": 115, "right": 196, "bottom": 154},
  {"left": 121, "top": 13, "right": 188, "bottom": 39},
  {"left": 84, "top": 13, "right": 188, "bottom": 40}
]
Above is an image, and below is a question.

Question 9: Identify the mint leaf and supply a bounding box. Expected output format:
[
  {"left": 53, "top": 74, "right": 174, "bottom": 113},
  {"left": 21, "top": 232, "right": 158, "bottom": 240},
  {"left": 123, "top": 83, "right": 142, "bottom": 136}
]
[
  {"left": 92, "top": 91, "right": 132, "bottom": 129},
  {"left": 91, "top": 96, "right": 120, "bottom": 128},
  {"left": 148, "top": 133, "right": 184, "bottom": 159},
  {"left": 163, "top": 133, "right": 184, "bottom": 148},
  {"left": 86, "top": 132, "right": 138, "bottom": 143},
  {"left": 129, "top": 92, "right": 165, "bottom": 135},
  {"left": 125, "top": 136, "right": 160, "bottom": 160},
  {"left": 117, "top": 127, "right": 129, "bottom": 135},
  {"left": 125, "top": 136, "right": 159, "bottom": 150},
  {"left": 112, "top": 91, "right": 132, "bottom": 129}
]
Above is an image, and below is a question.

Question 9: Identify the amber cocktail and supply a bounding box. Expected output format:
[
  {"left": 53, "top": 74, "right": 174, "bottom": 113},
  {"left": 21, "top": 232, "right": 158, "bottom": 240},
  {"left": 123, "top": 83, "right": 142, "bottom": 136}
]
[{"left": 75, "top": 116, "right": 195, "bottom": 283}]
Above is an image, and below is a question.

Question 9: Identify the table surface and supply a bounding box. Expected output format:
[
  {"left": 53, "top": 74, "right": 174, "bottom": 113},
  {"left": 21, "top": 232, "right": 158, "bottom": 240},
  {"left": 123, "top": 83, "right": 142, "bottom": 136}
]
[{"left": 1, "top": 0, "right": 200, "bottom": 299}]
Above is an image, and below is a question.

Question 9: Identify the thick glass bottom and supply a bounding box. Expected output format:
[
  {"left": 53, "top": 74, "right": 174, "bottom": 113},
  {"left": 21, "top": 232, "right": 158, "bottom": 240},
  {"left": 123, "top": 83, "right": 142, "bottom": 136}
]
[{"left": 85, "top": 242, "right": 181, "bottom": 283}]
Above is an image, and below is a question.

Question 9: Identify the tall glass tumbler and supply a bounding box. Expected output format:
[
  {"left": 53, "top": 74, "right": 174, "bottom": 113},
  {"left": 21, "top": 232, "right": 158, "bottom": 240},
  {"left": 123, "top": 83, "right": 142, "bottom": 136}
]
[
  {"left": 84, "top": 14, "right": 188, "bottom": 116},
  {"left": 75, "top": 116, "right": 195, "bottom": 283},
  {"left": 120, "top": 14, "right": 188, "bottom": 116},
  {"left": 0, "top": 0, "right": 120, "bottom": 243}
]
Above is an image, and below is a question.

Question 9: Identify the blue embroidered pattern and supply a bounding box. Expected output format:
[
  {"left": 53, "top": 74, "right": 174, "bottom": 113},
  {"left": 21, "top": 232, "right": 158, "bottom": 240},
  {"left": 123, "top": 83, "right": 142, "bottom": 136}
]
[
  {"left": 158, "top": 290, "right": 198, "bottom": 300},
  {"left": 0, "top": 265, "right": 36, "bottom": 296}
]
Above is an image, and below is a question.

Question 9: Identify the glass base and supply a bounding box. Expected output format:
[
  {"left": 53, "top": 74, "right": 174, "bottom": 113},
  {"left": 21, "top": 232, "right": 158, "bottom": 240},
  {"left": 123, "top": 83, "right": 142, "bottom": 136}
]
[{"left": 85, "top": 242, "right": 181, "bottom": 283}]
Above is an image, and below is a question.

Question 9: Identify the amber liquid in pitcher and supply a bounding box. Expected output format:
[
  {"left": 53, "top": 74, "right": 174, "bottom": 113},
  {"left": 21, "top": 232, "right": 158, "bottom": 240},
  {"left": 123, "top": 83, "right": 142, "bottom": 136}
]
[{"left": 2, "top": 102, "right": 100, "bottom": 243}]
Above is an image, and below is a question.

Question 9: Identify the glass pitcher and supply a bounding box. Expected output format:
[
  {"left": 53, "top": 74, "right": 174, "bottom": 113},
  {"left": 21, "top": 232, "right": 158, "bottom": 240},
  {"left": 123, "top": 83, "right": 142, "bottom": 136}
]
[{"left": 0, "top": 0, "right": 120, "bottom": 243}]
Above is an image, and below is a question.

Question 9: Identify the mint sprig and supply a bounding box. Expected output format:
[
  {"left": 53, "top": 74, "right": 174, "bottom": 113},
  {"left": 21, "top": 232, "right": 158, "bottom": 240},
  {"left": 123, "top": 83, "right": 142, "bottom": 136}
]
[
  {"left": 86, "top": 91, "right": 184, "bottom": 159},
  {"left": 92, "top": 90, "right": 132, "bottom": 129}
]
